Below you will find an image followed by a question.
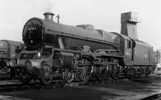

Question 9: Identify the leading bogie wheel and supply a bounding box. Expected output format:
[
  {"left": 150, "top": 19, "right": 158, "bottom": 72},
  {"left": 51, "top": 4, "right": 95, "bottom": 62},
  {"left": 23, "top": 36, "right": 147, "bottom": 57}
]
[
  {"left": 16, "top": 67, "right": 32, "bottom": 84},
  {"left": 40, "top": 64, "right": 53, "bottom": 85}
]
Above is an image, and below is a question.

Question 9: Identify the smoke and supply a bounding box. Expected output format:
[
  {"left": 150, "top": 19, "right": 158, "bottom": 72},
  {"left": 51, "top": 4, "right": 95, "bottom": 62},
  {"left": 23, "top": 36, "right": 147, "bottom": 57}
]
[
  {"left": 28, "top": 0, "right": 55, "bottom": 15},
  {"left": 42, "top": 0, "right": 55, "bottom": 13}
]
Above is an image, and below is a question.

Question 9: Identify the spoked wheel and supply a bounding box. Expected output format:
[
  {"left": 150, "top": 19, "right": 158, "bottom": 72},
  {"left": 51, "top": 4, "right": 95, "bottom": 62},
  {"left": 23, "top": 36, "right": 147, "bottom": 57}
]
[
  {"left": 63, "top": 70, "right": 74, "bottom": 83},
  {"left": 145, "top": 67, "right": 153, "bottom": 77},
  {"left": 126, "top": 68, "right": 137, "bottom": 79},
  {"left": 80, "top": 72, "right": 90, "bottom": 84},
  {"left": 16, "top": 67, "right": 32, "bottom": 84},
  {"left": 110, "top": 65, "right": 120, "bottom": 80},
  {"left": 40, "top": 64, "right": 53, "bottom": 85},
  {"left": 89, "top": 72, "right": 101, "bottom": 82},
  {"left": 99, "top": 69, "right": 108, "bottom": 81},
  {"left": 136, "top": 68, "right": 144, "bottom": 78}
]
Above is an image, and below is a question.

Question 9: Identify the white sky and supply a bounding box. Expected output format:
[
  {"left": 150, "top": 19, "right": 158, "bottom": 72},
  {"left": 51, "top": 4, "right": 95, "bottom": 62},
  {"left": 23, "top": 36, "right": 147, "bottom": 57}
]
[{"left": 0, "top": 0, "right": 161, "bottom": 49}]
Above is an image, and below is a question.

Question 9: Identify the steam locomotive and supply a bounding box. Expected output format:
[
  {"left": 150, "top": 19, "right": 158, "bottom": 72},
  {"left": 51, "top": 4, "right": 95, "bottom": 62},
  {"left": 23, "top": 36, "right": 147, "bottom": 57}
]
[{"left": 16, "top": 12, "right": 157, "bottom": 84}]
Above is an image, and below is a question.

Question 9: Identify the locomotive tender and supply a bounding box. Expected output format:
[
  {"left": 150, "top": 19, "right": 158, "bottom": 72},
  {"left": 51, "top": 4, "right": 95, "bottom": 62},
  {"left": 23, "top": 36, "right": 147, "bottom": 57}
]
[{"left": 17, "top": 12, "right": 157, "bottom": 84}]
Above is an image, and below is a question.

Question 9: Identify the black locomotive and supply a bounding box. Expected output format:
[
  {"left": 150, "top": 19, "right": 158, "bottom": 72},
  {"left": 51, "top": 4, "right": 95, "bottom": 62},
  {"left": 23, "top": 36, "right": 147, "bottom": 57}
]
[{"left": 16, "top": 12, "right": 157, "bottom": 84}]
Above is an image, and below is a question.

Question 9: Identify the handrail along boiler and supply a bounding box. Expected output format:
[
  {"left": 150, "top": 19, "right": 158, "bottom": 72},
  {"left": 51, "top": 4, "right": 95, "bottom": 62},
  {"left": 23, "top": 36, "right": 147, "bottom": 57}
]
[{"left": 17, "top": 12, "right": 157, "bottom": 84}]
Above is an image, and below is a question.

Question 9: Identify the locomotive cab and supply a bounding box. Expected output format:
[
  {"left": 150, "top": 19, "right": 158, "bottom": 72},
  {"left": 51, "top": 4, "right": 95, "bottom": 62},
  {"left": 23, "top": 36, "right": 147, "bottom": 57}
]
[{"left": 124, "top": 38, "right": 136, "bottom": 65}]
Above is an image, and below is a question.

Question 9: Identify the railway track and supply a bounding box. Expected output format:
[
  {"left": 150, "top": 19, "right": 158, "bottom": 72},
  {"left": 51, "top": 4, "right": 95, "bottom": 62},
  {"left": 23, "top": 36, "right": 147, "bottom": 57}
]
[
  {"left": 0, "top": 74, "right": 160, "bottom": 93},
  {"left": 0, "top": 80, "right": 26, "bottom": 92},
  {"left": 0, "top": 80, "right": 67, "bottom": 92},
  {"left": 1, "top": 77, "right": 161, "bottom": 100},
  {"left": 0, "top": 80, "right": 48, "bottom": 92}
]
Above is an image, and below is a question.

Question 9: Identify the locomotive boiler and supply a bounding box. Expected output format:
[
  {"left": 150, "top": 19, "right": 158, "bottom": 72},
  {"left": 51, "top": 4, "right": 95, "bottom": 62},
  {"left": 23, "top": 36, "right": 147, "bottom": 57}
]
[{"left": 16, "top": 12, "right": 157, "bottom": 84}]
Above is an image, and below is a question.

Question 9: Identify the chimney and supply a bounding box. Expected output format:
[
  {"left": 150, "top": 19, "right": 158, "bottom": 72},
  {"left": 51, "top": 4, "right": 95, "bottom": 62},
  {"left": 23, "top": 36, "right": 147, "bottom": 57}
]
[
  {"left": 43, "top": 12, "right": 54, "bottom": 21},
  {"left": 121, "top": 12, "right": 139, "bottom": 39}
]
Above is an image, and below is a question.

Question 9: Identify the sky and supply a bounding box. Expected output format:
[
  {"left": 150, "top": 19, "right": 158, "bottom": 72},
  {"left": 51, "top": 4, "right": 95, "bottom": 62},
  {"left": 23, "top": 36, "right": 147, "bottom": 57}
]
[{"left": 0, "top": 0, "right": 161, "bottom": 49}]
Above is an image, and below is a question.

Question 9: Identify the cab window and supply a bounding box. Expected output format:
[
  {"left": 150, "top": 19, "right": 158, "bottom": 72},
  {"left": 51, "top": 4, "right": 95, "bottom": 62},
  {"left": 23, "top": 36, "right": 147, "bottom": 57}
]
[{"left": 127, "top": 40, "right": 132, "bottom": 48}]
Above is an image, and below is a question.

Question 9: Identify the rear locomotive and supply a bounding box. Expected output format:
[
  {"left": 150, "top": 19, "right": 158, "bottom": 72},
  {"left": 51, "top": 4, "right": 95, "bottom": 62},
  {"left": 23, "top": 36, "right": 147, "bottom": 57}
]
[
  {"left": 0, "top": 40, "right": 23, "bottom": 79},
  {"left": 16, "top": 12, "right": 157, "bottom": 84}
]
